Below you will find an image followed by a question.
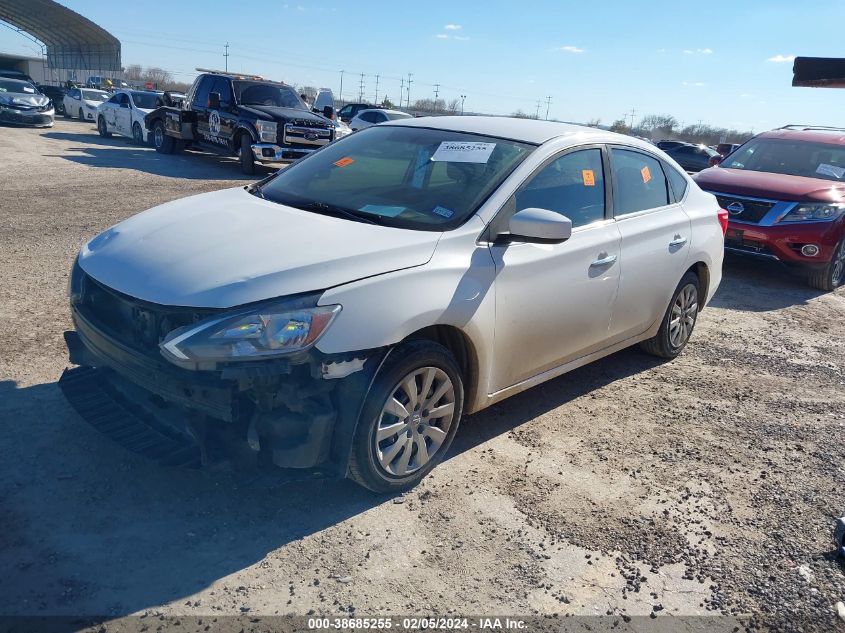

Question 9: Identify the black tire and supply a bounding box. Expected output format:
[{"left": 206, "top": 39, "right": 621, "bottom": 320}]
[
  {"left": 640, "top": 271, "right": 700, "bottom": 359},
  {"left": 807, "top": 238, "right": 845, "bottom": 292},
  {"left": 78, "top": 107, "right": 84, "bottom": 121},
  {"left": 97, "top": 116, "right": 111, "bottom": 138},
  {"left": 239, "top": 133, "right": 257, "bottom": 175},
  {"left": 62, "top": 107, "right": 70, "bottom": 119},
  {"left": 152, "top": 120, "right": 177, "bottom": 154},
  {"left": 132, "top": 122, "right": 145, "bottom": 145},
  {"left": 348, "top": 340, "right": 464, "bottom": 493}
]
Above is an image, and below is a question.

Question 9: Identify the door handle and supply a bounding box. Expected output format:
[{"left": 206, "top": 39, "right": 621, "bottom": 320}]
[
  {"left": 590, "top": 254, "right": 618, "bottom": 267},
  {"left": 669, "top": 235, "right": 688, "bottom": 247}
]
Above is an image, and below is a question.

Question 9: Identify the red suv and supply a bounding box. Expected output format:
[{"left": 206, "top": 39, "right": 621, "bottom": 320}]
[{"left": 694, "top": 126, "right": 845, "bottom": 290}]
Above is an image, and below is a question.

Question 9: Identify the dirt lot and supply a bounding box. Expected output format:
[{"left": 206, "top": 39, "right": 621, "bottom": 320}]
[{"left": 1, "top": 119, "right": 844, "bottom": 631}]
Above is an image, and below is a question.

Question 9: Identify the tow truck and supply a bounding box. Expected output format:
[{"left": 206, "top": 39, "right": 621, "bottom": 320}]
[{"left": 144, "top": 69, "right": 335, "bottom": 174}]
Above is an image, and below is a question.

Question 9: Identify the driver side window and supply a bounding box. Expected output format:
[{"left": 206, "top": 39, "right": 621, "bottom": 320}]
[{"left": 515, "top": 148, "right": 606, "bottom": 228}]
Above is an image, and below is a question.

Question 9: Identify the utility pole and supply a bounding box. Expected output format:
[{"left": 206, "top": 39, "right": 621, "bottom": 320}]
[
  {"left": 399, "top": 77, "right": 404, "bottom": 107},
  {"left": 374, "top": 74, "right": 380, "bottom": 105},
  {"left": 545, "top": 95, "right": 552, "bottom": 121},
  {"left": 358, "top": 73, "right": 365, "bottom": 101},
  {"left": 407, "top": 72, "right": 413, "bottom": 109},
  {"left": 224, "top": 42, "right": 229, "bottom": 72},
  {"left": 460, "top": 94, "right": 466, "bottom": 115},
  {"left": 433, "top": 83, "right": 440, "bottom": 102},
  {"left": 535, "top": 99, "right": 541, "bottom": 119},
  {"left": 627, "top": 107, "right": 637, "bottom": 129},
  {"left": 339, "top": 70, "right": 344, "bottom": 105}
]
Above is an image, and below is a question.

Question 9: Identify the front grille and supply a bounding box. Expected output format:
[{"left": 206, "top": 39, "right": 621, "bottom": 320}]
[
  {"left": 75, "top": 271, "right": 220, "bottom": 357},
  {"left": 715, "top": 194, "right": 776, "bottom": 224},
  {"left": 281, "top": 122, "right": 333, "bottom": 148}
]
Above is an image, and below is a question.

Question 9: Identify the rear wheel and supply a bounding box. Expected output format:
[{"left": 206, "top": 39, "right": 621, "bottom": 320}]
[
  {"left": 96, "top": 116, "right": 111, "bottom": 138},
  {"left": 348, "top": 340, "right": 464, "bottom": 493},
  {"left": 239, "top": 133, "right": 256, "bottom": 175},
  {"left": 152, "top": 120, "right": 177, "bottom": 154},
  {"left": 807, "top": 238, "right": 845, "bottom": 291},
  {"left": 640, "top": 271, "right": 700, "bottom": 359},
  {"left": 132, "top": 122, "right": 145, "bottom": 145}
]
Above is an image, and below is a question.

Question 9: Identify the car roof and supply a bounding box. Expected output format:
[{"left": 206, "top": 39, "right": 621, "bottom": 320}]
[
  {"left": 758, "top": 127, "right": 845, "bottom": 145},
  {"left": 383, "top": 115, "right": 654, "bottom": 147},
  {"left": 0, "top": 77, "right": 34, "bottom": 86}
]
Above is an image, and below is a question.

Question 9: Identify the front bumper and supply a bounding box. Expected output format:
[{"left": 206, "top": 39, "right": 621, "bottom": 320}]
[
  {"left": 0, "top": 106, "right": 54, "bottom": 127},
  {"left": 63, "top": 300, "right": 375, "bottom": 475},
  {"left": 251, "top": 143, "right": 317, "bottom": 163},
  {"left": 725, "top": 220, "right": 841, "bottom": 265}
]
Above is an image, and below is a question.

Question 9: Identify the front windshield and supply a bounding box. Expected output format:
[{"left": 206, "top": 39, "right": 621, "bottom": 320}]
[
  {"left": 130, "top": 92, "right": 160, "bottom": 109},
  {"left": 234, "top": 81, "right": 305, "bottom": 109},
  {"left": 0, "top": 79, "right": 37, "bottom": 94},
  {"left": 260, "top": 125, "right": 534, "bottom": 231},
  {"left": 723, "top": 137, "right": 845, "bottom": 182},
  {"left": 81, "top": 90, "right": 108, "bottom": 102}
]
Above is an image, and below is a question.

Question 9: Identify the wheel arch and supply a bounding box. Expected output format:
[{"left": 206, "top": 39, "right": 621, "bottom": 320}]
[{"left": 687, "top": 261, "right": 710, "bottom": 306}]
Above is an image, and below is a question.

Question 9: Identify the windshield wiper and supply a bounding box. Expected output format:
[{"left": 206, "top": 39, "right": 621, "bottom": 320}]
[{"left": 300, "top": 201, "right": 380, "bottom": 225}]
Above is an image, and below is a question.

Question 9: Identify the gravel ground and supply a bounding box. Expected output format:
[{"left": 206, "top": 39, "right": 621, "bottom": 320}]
[{"left": 1, "top": 119, "right": 844, "bottom": 631}]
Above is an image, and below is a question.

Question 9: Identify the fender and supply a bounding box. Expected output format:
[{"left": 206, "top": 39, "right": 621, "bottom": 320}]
[{"left": 231, "top": 123, "right": 257, "bottom": 153}]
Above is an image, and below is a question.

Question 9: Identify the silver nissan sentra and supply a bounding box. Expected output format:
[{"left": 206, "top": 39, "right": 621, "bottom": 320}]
[{"left": 63, "top": 116, "right": 726, "bottom": 492}]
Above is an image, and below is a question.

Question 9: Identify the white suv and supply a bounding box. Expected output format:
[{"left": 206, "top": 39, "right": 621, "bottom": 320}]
[{"left": 63, "top": 117, "right": 726, "bottom": 492}]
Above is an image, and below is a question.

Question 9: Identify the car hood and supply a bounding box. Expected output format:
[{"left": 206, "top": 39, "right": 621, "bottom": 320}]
[
  {"left": 239, "top": 104, "right": 331, "bottom": 126},
  {"left": 83, "top": 99, "right": 104, "bottom": 108},
  {"left": 4, "top": 92, "right": 49, "bottom": 107},
  {"left": 694, "top": 167, "right": 845, "bottom": 203},
  {"left": 77, "top": 187, "right": 442, "bottom": 308}
]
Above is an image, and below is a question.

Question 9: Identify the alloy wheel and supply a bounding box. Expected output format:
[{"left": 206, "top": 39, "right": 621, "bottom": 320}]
[
  {"left": 133, "top": 123, "right": 143, "bottom": 145},
  {"left": 832, "top": 241, "right": 845, "bottom": 287},
  {"left": 154, "top": 126, "right": 163, "bottom": 148},
  {"left": 669, "top": 283, "right": 698, "bottom": 348},
  {"left": 374, "top": 366, "right": 456, "bottom": 477}
]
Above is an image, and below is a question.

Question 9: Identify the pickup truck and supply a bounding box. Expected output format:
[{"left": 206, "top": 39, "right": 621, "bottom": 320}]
[{"left": 144, "top": 69, "right": 335, "bottom": 174}]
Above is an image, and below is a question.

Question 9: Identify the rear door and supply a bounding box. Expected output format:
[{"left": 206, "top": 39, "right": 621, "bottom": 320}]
[{"left": 607, "top": 146, "right": 691, "bottom": 341}]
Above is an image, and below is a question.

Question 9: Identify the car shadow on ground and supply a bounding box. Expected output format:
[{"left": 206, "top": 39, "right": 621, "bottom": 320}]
[
  {"left": 709, "top": 254, "right": 827, "bottom": 312},
  {"left": 40, "top": 132, "right": 273, "bottom": 181},
  {"left": 0, "top": 345, "right": 663, "bottom": 618}
]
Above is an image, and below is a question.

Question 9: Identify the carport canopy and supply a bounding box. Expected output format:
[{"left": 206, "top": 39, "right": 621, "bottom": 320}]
[{"left": 0, "top": 0, "right": 120, "bottom": 71}]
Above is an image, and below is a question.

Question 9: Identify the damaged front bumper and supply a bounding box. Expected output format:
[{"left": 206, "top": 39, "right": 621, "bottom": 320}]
[{"left": 62, "top": 292, "right": 381, "bottom": 477}]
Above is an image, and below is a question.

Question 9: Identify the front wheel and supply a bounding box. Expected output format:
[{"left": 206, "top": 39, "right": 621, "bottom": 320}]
[
  {"left": 97, "top": 116, "right": 111, "bottom": 138},
  {"left": 78, "top": 108, "right": 85, "bottom": 121},
  {"left": 152, "top": 120, "right": 177, "bottom": 154},
  {"left": 239, "top": 133, "right": 256, "bottom": 175},
  {"left": 807, "top": 239, "right": 845, "bottom": 292},
  {"left": 640, "top": 271, "right": 700, "bottom": 359},
  {"left": 348, "top": 340, "right": 464, "bottom": 493}
]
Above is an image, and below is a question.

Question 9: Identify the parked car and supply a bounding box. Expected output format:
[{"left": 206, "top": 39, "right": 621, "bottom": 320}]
[
  {"left": 96, "top": 90, "right": 162, "bottom": 144},
  {"left": 0, "top": 78, "right": 54, "bottom": 127},
  {"left": 716, "top": 143, "right": 741, "bottom": 158},
  {"left": 0, "top": 69, "right": 35, "bottom": 83},
  {"left": 695, "top": 126, "right": 845, "bottom": 291},
  {"left": 144, "top": 69, "right": 335, "bottom": 174},
  {"left": 36, "top": 84, "right": 66, "bottom": 115},
  {"left": 61, "top": 116, "right": 725, "bottom": 492},
  {"left": 656, "top": 140, "right": 690, "bottom": 151},
  {"left": 663, "top": 144, "right": 720, "bottom": 172},
  {"left": 337, "top": 102, "right": 377, "bottom": 123},
  {"left": 349, "top": 108, "right": 413, "bottom": 131},
  {"left": 63, "top": 87, "right": 109, "bottom": 121}
]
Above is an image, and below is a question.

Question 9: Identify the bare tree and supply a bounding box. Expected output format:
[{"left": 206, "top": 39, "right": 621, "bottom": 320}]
[
  {"left": 297, "top": 85, "right": 317, "bottom": 101},
  {"left": 585, "top": 118, "right": 602, "bottom": 128},
  {"left": 638, "top": 113, "right": 678, "bottom": 137},
  {"left": 445, "top": 98, "right": 461, "bottom": 115},
  {"left": 511, "top": 109, "right": 534, "bottom": 119},
  {"left": 609, "top": 118, "right": 630, "bottom": 134},
  {"left": 124, "top": 64, "right": 143, "bottom": 81}
]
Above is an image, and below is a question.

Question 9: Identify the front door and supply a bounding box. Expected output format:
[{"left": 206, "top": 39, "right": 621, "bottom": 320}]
[
  {"left": 606, "top": 147, "right": 692, "bottom": 341},
  {"left": 489, "top": 146, "right": 622, "bottom": 392},
  {"left": 114, "top": 93, "right": 132, "bottom": 136}
]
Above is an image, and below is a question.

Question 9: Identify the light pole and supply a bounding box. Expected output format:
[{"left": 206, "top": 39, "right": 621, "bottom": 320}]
[
  {"left": 406, "top": 72, "right": 413, "bottom": 108},
  {"left": 460, "top": 94, "right": 466, "bottom": 115},
  {"left": 339, "top": 70, "right": 345, "bottom": 105},
  {"left": 224, "top": 42, "right": 229, "bottom": 72}
]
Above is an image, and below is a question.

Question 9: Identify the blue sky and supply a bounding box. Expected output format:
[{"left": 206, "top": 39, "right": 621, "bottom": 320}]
[{"left": 2, "top": 0, "right": 844, "bottom": 130}]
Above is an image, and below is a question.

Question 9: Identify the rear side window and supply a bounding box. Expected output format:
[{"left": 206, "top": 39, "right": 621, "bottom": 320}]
[
  {"left": 611, "top": 148, "right": 670, "bottom": 215},
  {"left": 515, "top": 148, "right": 606, "bottom": 228},
  {"left": 664, "top": 164, "right": 689, "bottom": 201},
  {"left": 191, "top": 76, "right": 213, "bottom": 108}
]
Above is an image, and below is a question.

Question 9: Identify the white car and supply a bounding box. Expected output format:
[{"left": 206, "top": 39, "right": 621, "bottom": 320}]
[
  {"left": 63, "top": 87, "right": 109, "bottom": 121},
  {"left": 349, "top": 108, "right": 412, "bottom": 131},
  {"left": 63, "top": 117, "right": 725, "bottom": 492},
  {"left": 96, "top": 89, "right": 162, "bottom": 144}
]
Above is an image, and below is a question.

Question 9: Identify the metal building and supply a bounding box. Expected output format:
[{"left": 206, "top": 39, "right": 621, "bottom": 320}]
[{"left": 0, "top": 0, "right": 120, "bottom": 85}]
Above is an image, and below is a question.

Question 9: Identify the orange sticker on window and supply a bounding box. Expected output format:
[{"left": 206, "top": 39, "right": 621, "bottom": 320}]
[
  {"left": 640, "top": 166, "right": 651, "bottom": 183},
  {"left": 333, "top": 157, "right": 354, "bottom": 167},
  {"left": 581, "top": 169, "right": 596, "bottom": 186}
]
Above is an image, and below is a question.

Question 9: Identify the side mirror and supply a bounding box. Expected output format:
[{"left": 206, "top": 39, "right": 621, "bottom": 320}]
[
  {"left": 207, "top": 91, "right": 221, "bottom": 110},
  {"left": 323, "top": 105, "right": 335, "bottom": 119},
  {"left": 505, "top": 208, "right": 573, "bottom": 244},
  {"left": 708, "top": 155, "right": 723, "bottom": 168}
]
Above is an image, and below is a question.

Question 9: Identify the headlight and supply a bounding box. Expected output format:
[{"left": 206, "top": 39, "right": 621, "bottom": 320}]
[
  {"left": 159, "top": 298, "right": 340, "bottom": 366},
  {"left": 780, "top": 203, "right": 845, "bottom": 223},
  {"left": 255, "top": 120, "right": 277, "bottom": 143}
]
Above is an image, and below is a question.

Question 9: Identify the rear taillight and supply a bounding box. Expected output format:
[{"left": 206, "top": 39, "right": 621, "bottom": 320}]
[{"left": 717, "top": 208, "right": 729, "bottom": 235}]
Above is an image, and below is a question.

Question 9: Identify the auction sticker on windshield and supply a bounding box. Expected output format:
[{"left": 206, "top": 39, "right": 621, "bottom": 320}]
[
  {"left": 817, "top": 163, "right": 845, "bottom": 179},
  {"left": 431, "top": 141, "right": 496, "bottom": 163}
]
